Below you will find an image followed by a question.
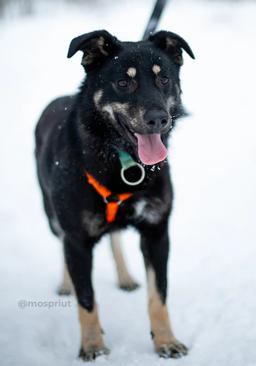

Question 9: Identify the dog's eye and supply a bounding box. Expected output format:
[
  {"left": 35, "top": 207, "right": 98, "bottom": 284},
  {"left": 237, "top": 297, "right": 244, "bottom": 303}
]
[
  {"left": 117, "top": 80, "right": 128, "bottom": 88},
  {"left": 159, "top": 77, "right": 169, "bottom": 85}
]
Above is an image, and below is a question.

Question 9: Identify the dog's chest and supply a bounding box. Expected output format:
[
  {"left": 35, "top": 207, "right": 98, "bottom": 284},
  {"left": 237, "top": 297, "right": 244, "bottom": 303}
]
[
  {"left": 81, "top": 197, "right": 166, "bottom": 237},
  {"left": 81, "top": 210, "right": 107, "bottom": 237},
  {"left": 132, "top": 197, "right": 166, "bottom": 224}
]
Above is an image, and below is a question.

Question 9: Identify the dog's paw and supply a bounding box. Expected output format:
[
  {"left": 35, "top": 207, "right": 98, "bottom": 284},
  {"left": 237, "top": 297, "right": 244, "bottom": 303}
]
[
  {"left": 156, "top": 339, "right": 188, "bottom": 359},
  {"left": 57, "top": 287, "right": 72, "bottom": 296},
  {"left": 79, "top": 346, "right": 110, "bottom": 362},
  {"left": 119, "top": 280, "right": 140, "bottom": 292}
]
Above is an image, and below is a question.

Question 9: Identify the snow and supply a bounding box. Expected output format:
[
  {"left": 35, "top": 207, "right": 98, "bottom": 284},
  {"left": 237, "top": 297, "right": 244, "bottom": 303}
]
[{"left": 1, "top": 0, "right": 256, "bottom": 365}]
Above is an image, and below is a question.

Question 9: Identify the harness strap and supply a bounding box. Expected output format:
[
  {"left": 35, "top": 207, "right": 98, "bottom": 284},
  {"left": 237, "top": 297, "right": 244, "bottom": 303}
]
[{"left": 85, "top": 173, "right": 133, "bottom": 223}]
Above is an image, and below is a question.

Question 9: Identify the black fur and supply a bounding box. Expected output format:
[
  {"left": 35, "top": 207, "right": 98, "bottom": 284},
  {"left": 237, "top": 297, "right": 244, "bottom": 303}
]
[{"left": 35, "top": 29, "right": 194, "bottom": 358}]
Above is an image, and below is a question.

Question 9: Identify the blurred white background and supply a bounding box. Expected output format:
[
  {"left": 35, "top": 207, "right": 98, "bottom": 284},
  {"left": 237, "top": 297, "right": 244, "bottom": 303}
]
[{"left": 0, "top": 1, "right": 256, "bottom": 365}]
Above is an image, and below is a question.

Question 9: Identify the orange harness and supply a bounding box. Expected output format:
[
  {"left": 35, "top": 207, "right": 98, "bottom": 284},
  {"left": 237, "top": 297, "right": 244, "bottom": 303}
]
[{"left": 85, "top": 173, "right": 133, "bottom": 223}]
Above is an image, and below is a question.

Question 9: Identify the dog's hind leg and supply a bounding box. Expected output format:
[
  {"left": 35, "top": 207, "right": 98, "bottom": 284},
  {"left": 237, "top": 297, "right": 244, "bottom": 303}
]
[
  {"left": 110, "top": 232, "right": 139, "bottom": 291},
  {"left": 40, "top": 195, "right": 74, "bottom": 297},
  {"left": 58, "top": 261, "right": 74, "bottom": 296}
]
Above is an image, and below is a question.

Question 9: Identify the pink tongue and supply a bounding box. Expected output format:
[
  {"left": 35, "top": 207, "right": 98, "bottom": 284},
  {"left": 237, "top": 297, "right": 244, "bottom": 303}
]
[{"left": 135, "top": 133, "right": 168, "bottom": 165}]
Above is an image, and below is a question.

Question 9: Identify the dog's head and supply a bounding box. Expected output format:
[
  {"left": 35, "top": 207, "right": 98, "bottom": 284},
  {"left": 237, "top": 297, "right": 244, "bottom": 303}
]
[{"left": 68, "top": 30, "right": 194, "bottom": 165}]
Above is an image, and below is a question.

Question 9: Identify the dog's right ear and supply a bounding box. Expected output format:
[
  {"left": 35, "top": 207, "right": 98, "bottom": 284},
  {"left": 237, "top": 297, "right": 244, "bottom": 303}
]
[{"left": 67, "top": 30, "right": 122, "bottom": 69}]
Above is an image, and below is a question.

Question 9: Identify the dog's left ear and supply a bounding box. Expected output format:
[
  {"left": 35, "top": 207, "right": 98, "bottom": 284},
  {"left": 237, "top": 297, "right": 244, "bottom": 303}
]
[
  {"left": 149, "top": 31, "right": 195, "bottom": 66},
  {"left": 67, "top": 30, "right": 121, "bottom": 69}
]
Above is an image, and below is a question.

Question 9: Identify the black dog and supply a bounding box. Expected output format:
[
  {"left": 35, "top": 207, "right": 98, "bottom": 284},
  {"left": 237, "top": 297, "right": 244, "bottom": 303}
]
[{"left": 35, "top": 29, "right": 194, "bottom": 361}]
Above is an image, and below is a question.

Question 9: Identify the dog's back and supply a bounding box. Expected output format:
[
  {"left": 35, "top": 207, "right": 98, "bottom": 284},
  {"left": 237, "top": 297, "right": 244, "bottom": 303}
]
[
  {"left": 35, "top": 95, "right": 75, "bottom": 160},
  {"left": 35, "top": 95, "right": 76, "bottom": 235}
]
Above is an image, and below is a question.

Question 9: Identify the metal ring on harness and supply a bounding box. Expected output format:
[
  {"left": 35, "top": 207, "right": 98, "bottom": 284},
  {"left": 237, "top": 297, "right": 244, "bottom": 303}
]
[{"left": 120, "top": 163, "right": 145, "bottom": 186}]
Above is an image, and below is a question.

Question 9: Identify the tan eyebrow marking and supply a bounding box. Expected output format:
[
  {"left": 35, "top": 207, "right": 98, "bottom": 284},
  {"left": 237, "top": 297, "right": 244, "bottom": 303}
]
[
  {"left": 152, "top": 64, "right": 161, "bottom": 75},
  {"left": 127, "top": 67, "right": 137, "bottom": 78}
]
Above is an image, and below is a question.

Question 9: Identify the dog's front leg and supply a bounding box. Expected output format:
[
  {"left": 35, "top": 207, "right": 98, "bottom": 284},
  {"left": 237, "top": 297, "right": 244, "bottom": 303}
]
[
  {"left": 140, "top": 224, "right": 188, "bottom": 359},
  {"left": 64, "top": 235, "right": 109, "bottom": 361}
]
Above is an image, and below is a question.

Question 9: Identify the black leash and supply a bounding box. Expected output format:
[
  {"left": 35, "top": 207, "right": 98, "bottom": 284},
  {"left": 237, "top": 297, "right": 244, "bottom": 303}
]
[{"left": 143, "top": 0, "right": 169, "bottom": 40}]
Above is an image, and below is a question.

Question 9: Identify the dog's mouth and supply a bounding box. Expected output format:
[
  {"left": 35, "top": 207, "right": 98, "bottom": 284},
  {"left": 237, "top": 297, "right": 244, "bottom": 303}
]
[
  {"left": 117, "top": 116, "right": 168, "bottom": 165},
  {"left": 134, "top": 133, "right": 168, "bottom": 165}
]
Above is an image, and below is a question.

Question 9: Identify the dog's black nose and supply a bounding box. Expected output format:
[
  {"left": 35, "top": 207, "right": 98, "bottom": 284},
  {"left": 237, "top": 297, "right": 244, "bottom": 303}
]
[{"left": 144, "top": 109, "right": 170, "bottom": 133}]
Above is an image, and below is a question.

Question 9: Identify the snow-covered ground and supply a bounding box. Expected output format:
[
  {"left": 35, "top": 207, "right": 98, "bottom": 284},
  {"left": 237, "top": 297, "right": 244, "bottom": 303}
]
[{"left": 1, "top": 0, "right": 256, "bottom": 365}]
